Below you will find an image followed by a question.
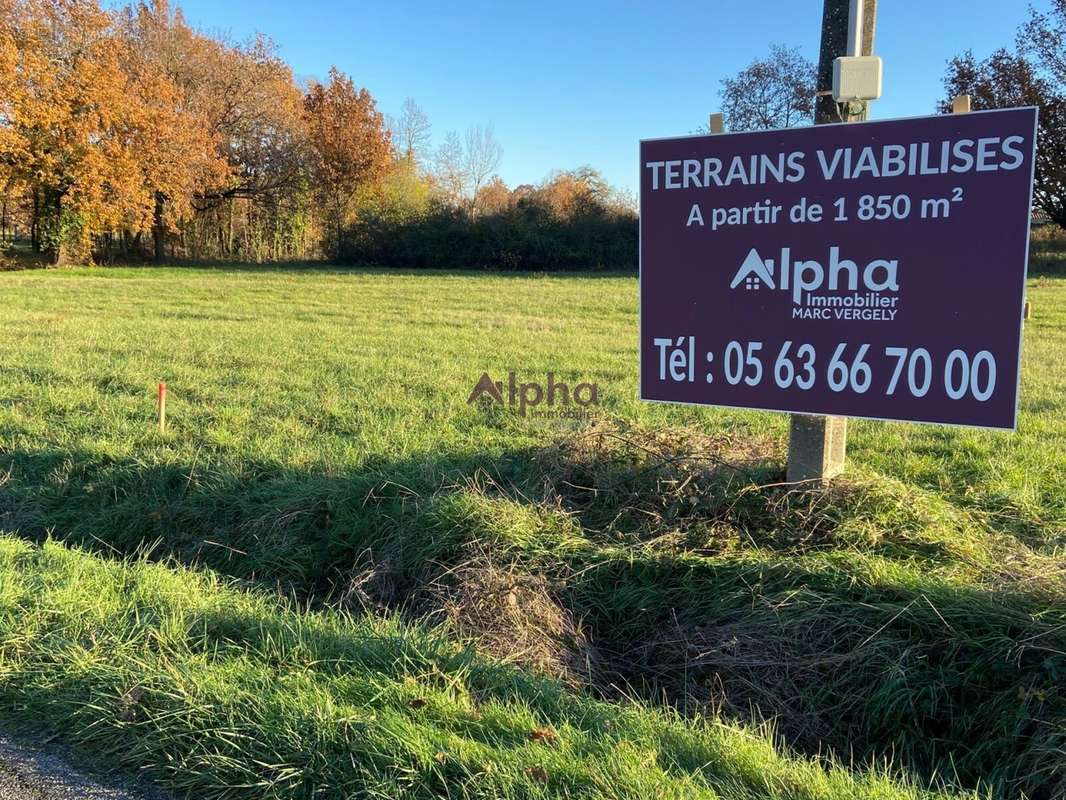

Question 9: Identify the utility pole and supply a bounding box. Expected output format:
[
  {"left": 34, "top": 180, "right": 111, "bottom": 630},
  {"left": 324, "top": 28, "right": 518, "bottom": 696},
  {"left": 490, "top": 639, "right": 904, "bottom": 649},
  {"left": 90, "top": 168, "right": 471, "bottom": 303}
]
[{"left": 786, "top": 0, "right": 877, "bottom": 484}]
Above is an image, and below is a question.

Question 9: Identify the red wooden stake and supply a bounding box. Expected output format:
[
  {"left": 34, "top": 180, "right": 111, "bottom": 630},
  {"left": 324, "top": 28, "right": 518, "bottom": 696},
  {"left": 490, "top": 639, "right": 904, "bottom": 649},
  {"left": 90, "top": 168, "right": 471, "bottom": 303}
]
[{"left": 157, "top": 382, "right": 167, "bottom": 434}]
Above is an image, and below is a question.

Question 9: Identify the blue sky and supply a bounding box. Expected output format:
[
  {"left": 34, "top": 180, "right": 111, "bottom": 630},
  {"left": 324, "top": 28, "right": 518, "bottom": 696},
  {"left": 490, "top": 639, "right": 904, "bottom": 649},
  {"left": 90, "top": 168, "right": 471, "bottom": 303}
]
[{"left": 168, "top": 0, "right": 1042, "bottom": 195}]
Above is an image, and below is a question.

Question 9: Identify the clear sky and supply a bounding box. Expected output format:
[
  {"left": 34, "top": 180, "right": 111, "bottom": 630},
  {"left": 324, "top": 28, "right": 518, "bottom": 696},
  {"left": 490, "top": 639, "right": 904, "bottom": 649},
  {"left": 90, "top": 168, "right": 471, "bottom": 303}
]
[{"left": 167, "top": 0, "right": 1042, "bottom": 195}]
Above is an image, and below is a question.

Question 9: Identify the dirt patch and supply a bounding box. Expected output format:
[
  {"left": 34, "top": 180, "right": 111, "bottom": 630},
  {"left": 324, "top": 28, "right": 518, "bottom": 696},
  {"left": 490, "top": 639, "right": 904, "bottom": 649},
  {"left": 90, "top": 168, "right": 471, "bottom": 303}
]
[
  {"left": 337, "top": 545, "right": 596, "bottom": 688},
  {"left": 427, "top": 559, "right": 597, "bottom": 687}
]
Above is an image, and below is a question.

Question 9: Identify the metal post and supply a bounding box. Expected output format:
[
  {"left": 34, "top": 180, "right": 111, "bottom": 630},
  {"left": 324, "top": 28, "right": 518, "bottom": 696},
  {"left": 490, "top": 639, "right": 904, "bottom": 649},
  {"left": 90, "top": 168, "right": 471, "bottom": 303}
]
[
  {"left": 847, "top": 0, "right": 864, "bottom": 57},
  {"left": 787, "top": 0, "right": 877, "bottom": 485}
]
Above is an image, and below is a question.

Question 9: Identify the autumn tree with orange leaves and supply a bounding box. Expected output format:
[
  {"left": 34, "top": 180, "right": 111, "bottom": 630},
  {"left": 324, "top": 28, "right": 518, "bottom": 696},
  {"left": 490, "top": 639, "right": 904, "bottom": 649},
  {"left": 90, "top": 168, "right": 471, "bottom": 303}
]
[
  {"left": 0, "top": 0, "right": 635, "bottom": 267},
  {"left": 0, "top": 0, "right": 380, "bottom": 263},
  {"left": 1, "top": 0, "right": 139, "bottom": 262},
  {"left": 121, "top": 2, "right": 313, "bottom": 260},
  {"left": 304, "top": 68, "right": 392, "bottom": 251},
  {"left": 0, "top": 0, "right": 227, "bottom": 262}
]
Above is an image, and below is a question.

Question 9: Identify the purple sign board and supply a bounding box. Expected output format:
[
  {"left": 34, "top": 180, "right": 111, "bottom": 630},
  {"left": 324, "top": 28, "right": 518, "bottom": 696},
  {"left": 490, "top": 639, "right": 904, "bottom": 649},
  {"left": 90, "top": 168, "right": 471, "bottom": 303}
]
[{"left": 640, "top": 108, "right": 1038, "bottom": 429}]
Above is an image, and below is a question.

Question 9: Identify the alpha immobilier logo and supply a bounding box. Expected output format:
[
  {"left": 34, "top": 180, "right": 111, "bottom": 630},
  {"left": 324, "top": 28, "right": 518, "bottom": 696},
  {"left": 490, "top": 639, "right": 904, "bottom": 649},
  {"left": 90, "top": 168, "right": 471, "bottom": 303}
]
[
  {"left": 467, "top": 372, "right": 599, "bottom": 418},
  {"left": 729, "top": 245, "right": 901, "bottom": 321}
]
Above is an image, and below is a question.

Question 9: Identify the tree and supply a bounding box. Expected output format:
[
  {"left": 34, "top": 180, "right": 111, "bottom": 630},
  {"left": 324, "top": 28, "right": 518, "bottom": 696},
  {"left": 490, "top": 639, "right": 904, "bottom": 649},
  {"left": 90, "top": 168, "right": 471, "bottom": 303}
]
[
  {"left": 432, "top": 124, "right": 503, "bottom": 213},
  {"left": 943, "top": 42, "right": 1066, "bottom": 228},
  {"left": 463, "top": 124, "right": 502, "bottom": 213},
  {"left": 1020, "top": 0, "right": 1066, "bottom": 86},
  {"left": 116, "top": 0, "right": 229, "bottom": 261},
  {"left": 158, "top": 20, "right": 312, "bottom": 261},
  {"left": 474, "top": 176, "right": 512, "bottom": 216},
  {"left": 0, "top": 0, "right": 200, "bottom": 263},
  {"left": 303, "top": 67, "right": 392, "bottom": 251},
  {"left": 123, "top": 4, "right": 309, "bottom": 212},
  {"left": 0, "top": 0, "right": 304, "bottom": 264},
  {"left": 434, "top": 130, "right": 467, "bottom": 207},
  {"left": 389, "top": 97, "right": 431, "bottom": 162},
  {"left": 183, "top": 33, "right": 308, "bottom": 212},
  {"left": 536, "top": 169, "right": 599, "bottom": 220},
  {"left": 718, "top": 44, "right": 816, "bottom": 132},
  {"left": 1019, "top": 0, "right": 1066, "bottom": 228}
]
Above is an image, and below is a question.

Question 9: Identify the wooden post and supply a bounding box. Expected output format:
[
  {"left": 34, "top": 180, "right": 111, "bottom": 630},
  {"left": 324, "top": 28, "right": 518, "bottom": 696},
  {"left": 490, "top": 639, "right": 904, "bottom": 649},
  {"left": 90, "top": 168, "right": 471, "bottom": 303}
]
[
  {"left": 786, "top": 0, "right": 877, "bottom": 485},
  {"left": 157, "top": 382, "right": 167, "bottom": 435}
]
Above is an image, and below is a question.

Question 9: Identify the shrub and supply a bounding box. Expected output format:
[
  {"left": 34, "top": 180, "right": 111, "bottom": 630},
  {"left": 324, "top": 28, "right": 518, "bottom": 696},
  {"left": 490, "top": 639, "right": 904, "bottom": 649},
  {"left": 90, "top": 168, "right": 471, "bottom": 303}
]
[{"left": 339, "top": 196, "right": 638, "bottom": 271}]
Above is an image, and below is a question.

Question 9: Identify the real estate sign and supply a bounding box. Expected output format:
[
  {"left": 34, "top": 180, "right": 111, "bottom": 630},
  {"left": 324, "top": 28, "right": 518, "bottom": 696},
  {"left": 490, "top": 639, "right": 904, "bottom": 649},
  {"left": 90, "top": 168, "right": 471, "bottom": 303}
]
[{"left": 639, "top": 108, "right": 1038, "bottom": 429}]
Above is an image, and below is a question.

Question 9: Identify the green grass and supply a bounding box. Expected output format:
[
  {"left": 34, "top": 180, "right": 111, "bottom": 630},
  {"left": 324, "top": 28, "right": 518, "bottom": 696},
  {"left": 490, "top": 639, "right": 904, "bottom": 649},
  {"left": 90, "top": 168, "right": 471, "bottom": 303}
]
[
  {"left": 0, "top": 535, "right": 965, "bottom": 800},
  {"left": 0, "top": 250, "right": 1063, "bottom": 799}
]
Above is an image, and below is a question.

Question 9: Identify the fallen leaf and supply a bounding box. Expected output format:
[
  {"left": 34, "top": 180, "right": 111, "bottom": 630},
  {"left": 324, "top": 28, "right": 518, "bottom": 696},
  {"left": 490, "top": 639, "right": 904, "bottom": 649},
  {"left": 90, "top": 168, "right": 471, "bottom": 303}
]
[{"left": 529, "top": 727, "right": 557, "bottom": 744}]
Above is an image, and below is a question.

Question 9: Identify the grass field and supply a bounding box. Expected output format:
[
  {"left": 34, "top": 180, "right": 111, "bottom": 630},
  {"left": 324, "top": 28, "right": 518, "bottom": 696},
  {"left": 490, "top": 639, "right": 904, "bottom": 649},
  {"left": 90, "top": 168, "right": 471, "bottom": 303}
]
[{"left": 0, "top": 245, "right": 1063, "bottom": 799}]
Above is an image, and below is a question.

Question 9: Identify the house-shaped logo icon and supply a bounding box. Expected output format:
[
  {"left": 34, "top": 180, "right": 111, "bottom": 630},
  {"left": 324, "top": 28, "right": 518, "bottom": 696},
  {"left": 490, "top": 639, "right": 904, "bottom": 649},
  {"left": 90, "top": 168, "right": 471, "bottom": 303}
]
[
  {"left": 467, "top": 372, "right": 504, "bottom": 404},
  {"left": 729, "top": 248, "right": 776, "bottom": 290}
]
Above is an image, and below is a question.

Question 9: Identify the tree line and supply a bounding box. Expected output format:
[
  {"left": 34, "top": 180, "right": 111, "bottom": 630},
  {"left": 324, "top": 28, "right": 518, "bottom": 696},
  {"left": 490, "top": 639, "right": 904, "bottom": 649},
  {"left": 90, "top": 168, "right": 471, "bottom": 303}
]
[
  {"left": 341, "top": 165, "right": 637, "bottom": 270},
  {"left": 940, "top": 0, "right": 1066, "bottom": 229},
  {"left": 706, "top": 4, "right": 1066, "bottom": 230},
  {"left": 0, "top": 0, "right": 637, "bottom": 268}
]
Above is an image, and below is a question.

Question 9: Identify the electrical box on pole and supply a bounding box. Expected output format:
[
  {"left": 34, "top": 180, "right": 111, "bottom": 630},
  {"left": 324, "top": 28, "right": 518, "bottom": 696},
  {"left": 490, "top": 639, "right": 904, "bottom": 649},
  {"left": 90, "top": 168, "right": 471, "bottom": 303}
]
[
  {"left": 832, "top": 56, "right": 882, "bottom": 102},
  {"left": 832, "top": 0, "right": 882, "bottom": 103}
]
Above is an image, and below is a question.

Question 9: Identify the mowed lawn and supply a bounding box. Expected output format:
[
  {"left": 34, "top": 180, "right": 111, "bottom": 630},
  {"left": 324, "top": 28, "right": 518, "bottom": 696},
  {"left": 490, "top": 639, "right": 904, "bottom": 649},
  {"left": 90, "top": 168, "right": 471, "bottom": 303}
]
[
  {"left": 1, "top": 265, "right": 1062, "bottom": 542},
  {"left": 0, "top": 260, "right": 1063, "bottom": 800}
]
